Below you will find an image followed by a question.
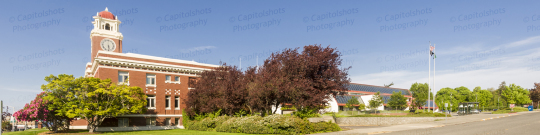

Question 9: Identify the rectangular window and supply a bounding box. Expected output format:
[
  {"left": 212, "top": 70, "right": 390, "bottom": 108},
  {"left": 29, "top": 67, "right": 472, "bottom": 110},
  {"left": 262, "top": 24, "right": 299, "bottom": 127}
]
[
  {"left": 165, "top": 118, "right": 171, "bottom": 126},
  {"left": 165, "top": 96, "right": 170, "bottom": 109},
  {"left": 147, "top": 95, "right": 156, "bottom": 109},
  {"left": 165, "top": 75, "right": 171, "bottom": 82},
  {"left": 118, "top": 118, "right": 129, "bottom": 127},
  {"left": 146, "top": 118, "right": 156, "bottom": 126},
  {"left": 118, "top": 71, "right": 129, "bottom": 83},
  {"left": 146, "top": 74, "right": 156, "bottom": 86},
  {"left": 174, "top": 76, "right": 180, "bottom": 83},
  {"left": 175, "top": 96, "right": 180, "bottom": 110}
]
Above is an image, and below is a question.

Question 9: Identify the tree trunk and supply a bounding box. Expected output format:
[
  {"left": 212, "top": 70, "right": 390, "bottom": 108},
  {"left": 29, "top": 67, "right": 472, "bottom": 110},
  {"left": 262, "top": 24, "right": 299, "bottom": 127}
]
[{"left": 89, "top": 124, "right": 96, "bottom": 133}]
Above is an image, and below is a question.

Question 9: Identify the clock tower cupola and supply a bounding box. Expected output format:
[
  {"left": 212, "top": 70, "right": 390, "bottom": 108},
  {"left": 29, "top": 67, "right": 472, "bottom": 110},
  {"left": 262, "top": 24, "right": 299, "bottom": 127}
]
[{"left": 90, "top": 7, "right": 123, "bottom": 62}]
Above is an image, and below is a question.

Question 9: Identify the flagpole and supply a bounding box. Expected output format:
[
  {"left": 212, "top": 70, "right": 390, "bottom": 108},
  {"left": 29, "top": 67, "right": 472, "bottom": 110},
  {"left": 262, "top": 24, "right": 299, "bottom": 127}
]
[
  {"left": 433, "top": 44, "right": 436, "bottom": 113},
  {"left": 428, "top": 41, "right": 430, "bottom": 112}
]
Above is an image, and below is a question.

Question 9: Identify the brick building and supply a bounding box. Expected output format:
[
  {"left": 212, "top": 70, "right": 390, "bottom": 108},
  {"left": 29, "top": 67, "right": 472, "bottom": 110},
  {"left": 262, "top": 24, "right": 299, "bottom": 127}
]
[{"left": 70, "top": 8, "right": 219, "bottom": 131}]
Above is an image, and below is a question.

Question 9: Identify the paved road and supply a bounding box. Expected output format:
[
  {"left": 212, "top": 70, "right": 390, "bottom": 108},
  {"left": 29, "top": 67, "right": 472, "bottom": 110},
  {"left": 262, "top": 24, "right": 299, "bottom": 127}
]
[{"left": 381, "top": 112, "right": 540, "bottom": 135}]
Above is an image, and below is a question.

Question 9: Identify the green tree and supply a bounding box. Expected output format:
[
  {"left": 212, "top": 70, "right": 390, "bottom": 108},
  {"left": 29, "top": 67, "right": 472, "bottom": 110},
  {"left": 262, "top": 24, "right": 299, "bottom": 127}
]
[
  {"left": 368, "top": 92, "right": 383, "bottom": 113},
  {"left": 435, "top": 87, "right": 459, "bottom": 111},
  {"left": 410, "top": 82, "right": 429, "bottom": 110},
  {"left": 455, "top": 86, "right": 471, "bottom": 103},
  {"left": 472, "top": 87, "right": 493, "bottom": 110},
  {"left": 43, "top": 74, "right": 147, "bottom": 133},
  {"left": 345, "top": 97, "right": 360, "bottom": 111},
  {"left": 502, "top": 84, "right": 532, "bottom": 106},
  {"left": 345, "top": 97, "right": 360, "bottom": 115},
  {"left": 388, "top": 91, "right": 408, "bottom": 110},
  {"left": 358, "top": 103, "right": 366, "bottom": 111}
]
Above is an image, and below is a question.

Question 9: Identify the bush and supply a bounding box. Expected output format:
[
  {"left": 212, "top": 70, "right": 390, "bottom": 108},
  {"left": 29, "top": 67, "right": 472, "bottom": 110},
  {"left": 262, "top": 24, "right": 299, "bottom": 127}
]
[
  {"left": 293, "top": 107, "right": 320, "bottom": 119},
  {"left": 188, "top": 114, "right": 341, "bottom": 134},
  {"left": 492, "top": 107, "right": 529, "bottom": 114},
  {"left": 182, "top": 110, "right": 191, "bottom": 129},
  {"left": 188, "top": 115, "right": 231, "bottom": 131},
  {"left": 512, "top": 107, "right": 529, "bottom": 112}
]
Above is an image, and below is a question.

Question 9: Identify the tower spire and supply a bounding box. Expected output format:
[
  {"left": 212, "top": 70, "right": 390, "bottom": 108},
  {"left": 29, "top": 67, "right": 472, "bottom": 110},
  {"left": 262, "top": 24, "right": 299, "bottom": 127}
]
[{"left": 105, "top": 7, "right": 108, "bottom": 11}]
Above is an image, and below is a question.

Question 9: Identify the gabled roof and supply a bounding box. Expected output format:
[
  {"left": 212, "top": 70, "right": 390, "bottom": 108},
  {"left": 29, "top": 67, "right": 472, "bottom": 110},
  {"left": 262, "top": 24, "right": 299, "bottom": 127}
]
[{"left": 346, "top": 83, "right": 411, "bottom": 96}]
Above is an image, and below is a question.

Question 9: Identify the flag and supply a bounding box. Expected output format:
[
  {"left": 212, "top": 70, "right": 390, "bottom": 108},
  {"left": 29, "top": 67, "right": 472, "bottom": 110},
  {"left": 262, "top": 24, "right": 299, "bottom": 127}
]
[
  {"left": 433, "top": 54, "right": 436, "bottom": 59},
  {"left": 430, "top": 46, "right": 434, "bottom": 56}
]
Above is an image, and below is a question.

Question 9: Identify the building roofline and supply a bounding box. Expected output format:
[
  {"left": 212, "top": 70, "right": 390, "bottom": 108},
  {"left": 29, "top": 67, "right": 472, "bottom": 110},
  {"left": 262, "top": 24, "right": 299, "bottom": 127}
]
[
  {"left": 348, "top": 82, "right": 409, "bottom": 91},
  {"left": 96, "top": 51, "right": 220, "bottom": 68}
]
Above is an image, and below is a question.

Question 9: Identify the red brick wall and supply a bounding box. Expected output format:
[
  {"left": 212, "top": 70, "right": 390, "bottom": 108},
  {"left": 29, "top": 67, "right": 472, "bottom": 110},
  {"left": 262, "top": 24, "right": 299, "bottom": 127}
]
[
  {"left": 95, "top": 67, "right": 188, "bottom": 115},
  {"left": 91, "top": 36, "right": 122, "bottom": 62}
]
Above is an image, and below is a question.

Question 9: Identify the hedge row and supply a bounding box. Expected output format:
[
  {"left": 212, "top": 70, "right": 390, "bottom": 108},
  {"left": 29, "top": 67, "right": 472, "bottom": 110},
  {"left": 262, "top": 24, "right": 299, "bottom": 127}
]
[{"left": 186, "top": 115, "right": 340, "bottom": 135}]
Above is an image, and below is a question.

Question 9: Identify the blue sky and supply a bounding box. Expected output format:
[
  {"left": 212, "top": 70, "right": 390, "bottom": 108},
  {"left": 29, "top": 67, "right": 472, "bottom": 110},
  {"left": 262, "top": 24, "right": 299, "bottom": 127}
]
[{"left": 1, "top": 0, "right": 540, "bottom": 109}]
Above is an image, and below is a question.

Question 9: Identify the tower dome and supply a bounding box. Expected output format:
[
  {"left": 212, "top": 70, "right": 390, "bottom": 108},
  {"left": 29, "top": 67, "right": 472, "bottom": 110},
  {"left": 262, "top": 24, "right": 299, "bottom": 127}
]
[{"left": 98, "top": 7, "right": 115, "bottom": 20}]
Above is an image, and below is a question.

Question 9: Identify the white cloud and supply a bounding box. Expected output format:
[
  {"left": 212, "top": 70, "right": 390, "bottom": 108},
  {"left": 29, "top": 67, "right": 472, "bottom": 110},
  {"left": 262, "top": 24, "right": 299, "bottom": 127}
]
[
  {"left": 351, "top": 36, "right": 540, "bottom": 92},
  {"left": 504, "top": 35, "right": 540, "bottom": 48}
]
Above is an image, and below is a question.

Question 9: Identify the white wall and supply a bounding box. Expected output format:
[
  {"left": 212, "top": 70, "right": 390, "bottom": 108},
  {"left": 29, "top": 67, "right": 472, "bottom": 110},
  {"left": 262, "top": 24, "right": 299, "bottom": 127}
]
[
  {"left": 322, "top": 96, "right": 339, "bottom": 113},
  {"left": 359, "top": 95, "right": 384, "bottom": 111},
  {"left": 271, "top": 104, "right": 282, "bottom": 114}
]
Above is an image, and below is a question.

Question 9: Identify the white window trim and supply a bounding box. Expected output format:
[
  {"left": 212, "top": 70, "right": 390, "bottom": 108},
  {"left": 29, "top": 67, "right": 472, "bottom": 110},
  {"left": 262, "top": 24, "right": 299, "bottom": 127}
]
[
  {"left": 175, "top": 96, "right": 180, "bottom": 110},
  {"left": 165, "top": 96, "right": 171, "bottom": 110},
  {"left": 146, "top": 74, "right": 156, "bottom": 87},
  {"left": 118, "top": 71, "right": 130, "bottom": 85},
  {"left": 174, "top": 76, "right": 181, "bottom": 84},
  {"left": 147, "top": 95, "right": 156, "bottom": 110},
  {"left": 165, "top": 75, "right": 171, "bottom": 83}
]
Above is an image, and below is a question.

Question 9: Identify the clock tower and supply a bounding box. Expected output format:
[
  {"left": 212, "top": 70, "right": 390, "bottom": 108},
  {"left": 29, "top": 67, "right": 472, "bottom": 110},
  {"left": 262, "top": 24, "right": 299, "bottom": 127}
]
[{"left": 90, "top": 7, "right": 123, "bottom": 62}]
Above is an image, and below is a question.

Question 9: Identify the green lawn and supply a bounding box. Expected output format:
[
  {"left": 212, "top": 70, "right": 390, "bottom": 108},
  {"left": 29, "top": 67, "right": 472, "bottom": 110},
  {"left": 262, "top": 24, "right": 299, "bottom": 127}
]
[{"left": 2, "top": 128, "right": 49, "bottom": 135}]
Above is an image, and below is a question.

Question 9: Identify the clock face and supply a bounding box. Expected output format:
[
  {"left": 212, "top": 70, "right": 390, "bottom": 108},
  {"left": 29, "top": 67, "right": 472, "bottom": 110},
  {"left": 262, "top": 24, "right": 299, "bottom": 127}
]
[{"left": 100, "top": 39, "right": 116, "bottom": 51}]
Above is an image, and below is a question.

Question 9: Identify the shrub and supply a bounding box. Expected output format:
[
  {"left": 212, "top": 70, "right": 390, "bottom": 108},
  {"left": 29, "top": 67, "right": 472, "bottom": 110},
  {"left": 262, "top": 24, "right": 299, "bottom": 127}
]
[
  {"left": 187, "top": 114, "right": 342, "bottom": 134},
  {"left": 188, "top": 115, "right": 231, "bottom": 131},
  {"left": 182, "top": 110, "right": 191, "bottom": 129},
  {"left": 310, "top": 121, "right": 341, "bottom": 133},
  {"left": 293, "top": 107, "right": 320, "bottom": 119}
]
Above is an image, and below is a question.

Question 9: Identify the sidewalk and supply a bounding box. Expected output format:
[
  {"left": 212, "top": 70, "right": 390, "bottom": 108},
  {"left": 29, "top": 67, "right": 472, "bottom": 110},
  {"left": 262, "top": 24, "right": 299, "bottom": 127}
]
[{"left": 315, "top": 111, "right": 539, "bottom": 135}]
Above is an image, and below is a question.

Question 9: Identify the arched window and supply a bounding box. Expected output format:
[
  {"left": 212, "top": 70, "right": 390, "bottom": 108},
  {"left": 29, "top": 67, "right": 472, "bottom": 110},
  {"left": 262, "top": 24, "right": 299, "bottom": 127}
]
[{"left": 105, "top": 23, "right": 110, "bottom": 30}]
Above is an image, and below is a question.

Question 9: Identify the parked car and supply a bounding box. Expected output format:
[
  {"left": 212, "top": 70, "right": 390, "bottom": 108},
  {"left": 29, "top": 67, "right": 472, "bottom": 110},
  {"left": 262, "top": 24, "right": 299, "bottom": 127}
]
[{"left": 471, "top": 109, "right": 480, "bottom": 114}]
